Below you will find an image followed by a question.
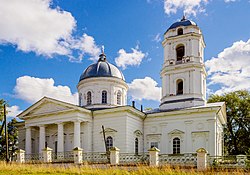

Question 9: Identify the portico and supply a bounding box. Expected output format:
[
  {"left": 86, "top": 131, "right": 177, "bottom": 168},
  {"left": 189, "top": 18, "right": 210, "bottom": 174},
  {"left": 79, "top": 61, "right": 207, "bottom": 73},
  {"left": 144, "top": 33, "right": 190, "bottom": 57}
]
[{"left": 25, "top": 119, "right": 87, "bottom": 155}]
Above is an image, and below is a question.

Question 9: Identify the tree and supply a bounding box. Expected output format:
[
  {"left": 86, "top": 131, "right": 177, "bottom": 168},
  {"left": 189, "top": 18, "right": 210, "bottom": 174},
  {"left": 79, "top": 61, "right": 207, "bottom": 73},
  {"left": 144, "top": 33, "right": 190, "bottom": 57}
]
[
  {"left": 0, "top": 99, "right": 5, "bottom": 121},
  {"left": 0, "top": 99, "right": 18, "bottom": 160},
  {"left": 208, "top": 90, "right": 250, "bottom": 155}
]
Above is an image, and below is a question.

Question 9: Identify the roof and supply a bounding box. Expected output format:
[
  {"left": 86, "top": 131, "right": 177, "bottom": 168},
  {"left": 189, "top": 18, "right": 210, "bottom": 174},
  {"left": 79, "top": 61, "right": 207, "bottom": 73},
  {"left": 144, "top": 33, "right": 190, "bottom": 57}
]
[
  {"left": 79, "top": 53, "right": 125, "bottom": 82},
  {"left": 166, "top": 16, "right": 197, "bottom": 32},
  {"left": 145, "top": 102, "right": 225, "bottom": 114}
]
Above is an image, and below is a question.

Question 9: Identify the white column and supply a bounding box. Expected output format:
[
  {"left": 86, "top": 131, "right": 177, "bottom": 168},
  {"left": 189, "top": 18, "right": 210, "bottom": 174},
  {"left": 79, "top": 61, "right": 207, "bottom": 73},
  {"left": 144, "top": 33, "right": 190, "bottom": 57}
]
[
  {"left": 39, "top": 125, "right": 46, "bottom": 153},
  {"left": 57, "top": 122, "right": 64, "bottom": 153},
  {"left": 25, "top": 126, "right": 32, "bottom": 154},
  {"left": 74, "top": 120, "right": 81, "bottom": 148}
]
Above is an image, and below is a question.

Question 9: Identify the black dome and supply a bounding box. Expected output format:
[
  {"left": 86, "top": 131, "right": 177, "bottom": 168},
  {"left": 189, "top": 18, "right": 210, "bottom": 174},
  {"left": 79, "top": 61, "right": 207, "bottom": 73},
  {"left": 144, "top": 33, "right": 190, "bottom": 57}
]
[
  {"left": 166, "top": 17, "right": 197, "bottom": 32},
  {"left": 79, "top": 53, "right": 125, "bottom": 82}
]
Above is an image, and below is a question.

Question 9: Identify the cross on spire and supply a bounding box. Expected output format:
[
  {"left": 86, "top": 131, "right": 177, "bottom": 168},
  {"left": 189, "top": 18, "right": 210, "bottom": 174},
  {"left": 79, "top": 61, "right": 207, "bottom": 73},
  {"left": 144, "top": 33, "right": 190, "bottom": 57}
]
[
  {"left": 181, "top": 13, "right": 186, "bottom": 21},
  {"left": 101, "top": 45, "right": 105, "bottom": 54}
]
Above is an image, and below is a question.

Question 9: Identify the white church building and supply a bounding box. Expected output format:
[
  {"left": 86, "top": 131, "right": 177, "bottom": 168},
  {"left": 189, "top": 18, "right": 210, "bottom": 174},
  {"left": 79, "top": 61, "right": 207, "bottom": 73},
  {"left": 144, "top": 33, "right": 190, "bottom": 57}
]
[{"left": 17, "top": 17, "right": 226, "bottom": 158}]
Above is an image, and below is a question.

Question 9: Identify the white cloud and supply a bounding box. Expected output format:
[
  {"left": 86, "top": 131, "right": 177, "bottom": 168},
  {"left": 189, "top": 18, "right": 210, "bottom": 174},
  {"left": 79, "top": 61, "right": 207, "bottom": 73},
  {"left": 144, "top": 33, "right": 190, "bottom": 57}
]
[
  {"left": 153, "top": 33, "right": 161, "bottom": 43},
  {"left": 224, "top": 0, "right": 237, "bottom": 2},
  {"left": 164, "top": 0, "right": 208, "bottom": 16},
  {"left": 6, "top": 106, "right": 22, "bottom": 118},
  {"left": 69, "top": 34, "right": 100, "bottom": 62},
  {"left": 0, "top": 0, "right": 100, "bottom": 61},
  {"left": 128, "top": 77, "right": 161, "bottom": 101},
  {"left": 206, "top": 39, "right": 250, "bottom": 95},
  {"left": 115, "top": 45, "right": 147, "bottom": 69},
  {"left": 14, "top": 76, "right": 78, "bottom": 104}
]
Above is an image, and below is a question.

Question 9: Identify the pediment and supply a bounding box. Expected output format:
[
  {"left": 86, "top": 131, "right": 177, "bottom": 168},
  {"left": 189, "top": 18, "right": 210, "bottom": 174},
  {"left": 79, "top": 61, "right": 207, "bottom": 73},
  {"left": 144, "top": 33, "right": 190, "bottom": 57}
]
[
  {"left": 100, "top": 128, "right": 117, "bottom": 134},
  {"left": 28, "top": 102, "right": 71, "bottom": 116},
  {"left": 134, "top": 130, "right": 143, "bottom": 136},
  {"left": 168, "top": 129, "right": 184, "bottom": 135},
  {"left": 18, "top": 97, "right": 91, "bottom": 119}
]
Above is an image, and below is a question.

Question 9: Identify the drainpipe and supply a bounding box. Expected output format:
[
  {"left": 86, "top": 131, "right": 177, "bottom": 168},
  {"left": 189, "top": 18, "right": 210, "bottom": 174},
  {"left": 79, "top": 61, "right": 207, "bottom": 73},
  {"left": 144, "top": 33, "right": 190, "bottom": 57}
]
[{"left": 142, "top": 113, "right": 146, "bottom": 156}]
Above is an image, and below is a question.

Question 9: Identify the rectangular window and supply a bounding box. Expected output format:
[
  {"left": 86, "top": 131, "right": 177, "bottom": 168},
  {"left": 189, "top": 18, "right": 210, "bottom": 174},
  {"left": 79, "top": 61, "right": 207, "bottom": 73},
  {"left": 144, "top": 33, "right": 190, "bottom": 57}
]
[{"left": 150, "top": 142, "right": 158, "bottom": 148}]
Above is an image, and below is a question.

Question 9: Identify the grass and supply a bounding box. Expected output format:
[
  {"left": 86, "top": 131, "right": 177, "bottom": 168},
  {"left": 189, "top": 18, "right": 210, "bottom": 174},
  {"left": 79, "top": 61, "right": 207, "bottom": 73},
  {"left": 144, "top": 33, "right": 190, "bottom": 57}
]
[{"left": 0, "top": 161, "right": 248, "bottom": 175}]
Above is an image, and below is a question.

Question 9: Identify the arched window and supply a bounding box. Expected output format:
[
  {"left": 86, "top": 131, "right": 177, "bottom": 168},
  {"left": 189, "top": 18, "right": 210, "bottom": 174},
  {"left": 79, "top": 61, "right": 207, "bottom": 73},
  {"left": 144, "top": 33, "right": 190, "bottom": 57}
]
[
  {"left": 176, "top": 45, "right": 185, "bottom": 61},
  {"left": 177, "top": 28, "right": 183, "bottom": 35},
  {"left": 176, "top": 79, "right": 183, "bottom": 95},
  {"left": 87, "top": 91, "right": 92, "bottom": 105},
  {"left": 79, "top": 93, "right": 82, "bottom": 106},
  {"left": 106, "top": 136, "right": 113, "bottom": 150},
  {"left": 173, "top": 137, "right": 180, "bottom": 154},
  {"left": 102, "top": 90, "right": 107, "bottom": 104},
  {"left": 135, "top": 138, "right": 139, "bottom": 155},
  {"left": 117, "top": 91, "right": 121, "bottom": 105}
]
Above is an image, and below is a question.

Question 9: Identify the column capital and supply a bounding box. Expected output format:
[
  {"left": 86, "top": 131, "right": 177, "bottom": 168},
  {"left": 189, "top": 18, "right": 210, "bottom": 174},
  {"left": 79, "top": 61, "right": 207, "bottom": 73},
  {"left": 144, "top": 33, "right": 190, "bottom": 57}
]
[
  {"left": 25, "top": 126, "right": 32, "bottom": 129},
  {"left": 73, "top": 119, "right": 82, "bottom": 123},
  {"left": 38, "top": 124, "right": 46, "bottom": 128},
  {"left": 56, "top": 122, "right": 65, "bottom": 125}
]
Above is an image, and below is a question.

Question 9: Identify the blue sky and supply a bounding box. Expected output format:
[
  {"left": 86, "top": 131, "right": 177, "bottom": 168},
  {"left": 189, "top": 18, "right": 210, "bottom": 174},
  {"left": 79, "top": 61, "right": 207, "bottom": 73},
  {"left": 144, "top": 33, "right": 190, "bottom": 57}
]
[{"left": 1, "top": 0, "right": 250, "bottom": 118}]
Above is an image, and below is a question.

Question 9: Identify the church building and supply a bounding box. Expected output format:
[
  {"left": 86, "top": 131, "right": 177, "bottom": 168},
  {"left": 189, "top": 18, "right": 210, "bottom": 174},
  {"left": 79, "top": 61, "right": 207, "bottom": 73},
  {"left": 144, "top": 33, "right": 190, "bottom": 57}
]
[{"left": 17, "top": 17, "right": 226, "bottom": 158}]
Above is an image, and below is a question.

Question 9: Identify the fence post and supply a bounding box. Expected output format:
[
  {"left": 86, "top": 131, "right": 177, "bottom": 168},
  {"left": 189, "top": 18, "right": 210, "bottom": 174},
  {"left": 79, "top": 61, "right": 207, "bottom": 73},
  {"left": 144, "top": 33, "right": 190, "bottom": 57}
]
[
  {"left": 42, "top": 147, "right": 52, "bottom": 163},
  {"left": 110, "top": 147, "right": 120, "bottom": 165},
  {"left": 196, "top": 148, "right": 207, "bottom": 170},
  {"left": 148, "top": 147, "right": 160, "bottom": 166},
  {"left": 73, "top": 147, "right": 83, "bottom": 164},
  {"left": 236, "top": 154, "right": 247, "bottom": 166},
  {"left": 16, "top": 149, "right": 25, "bottom": 163}
]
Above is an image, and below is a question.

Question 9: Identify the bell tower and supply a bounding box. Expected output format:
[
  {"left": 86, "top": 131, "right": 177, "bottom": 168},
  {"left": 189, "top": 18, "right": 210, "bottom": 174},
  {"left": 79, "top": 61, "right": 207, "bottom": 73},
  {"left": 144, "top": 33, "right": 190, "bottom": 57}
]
[{"left": 160, "top": 16, "right": 207, "bottom": 110}]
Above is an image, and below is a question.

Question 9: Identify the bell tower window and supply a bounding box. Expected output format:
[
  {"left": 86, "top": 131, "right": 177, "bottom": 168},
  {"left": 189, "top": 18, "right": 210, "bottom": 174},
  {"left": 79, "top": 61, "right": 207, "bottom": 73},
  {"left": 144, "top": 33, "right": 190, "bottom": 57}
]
[
  {"left": 176, "top": 45, "right": 185, "bottom": 61},
  {"left": 176, "top": 79, "right": 183, "bottom": 95},
  {"left": 177, "top": 28, "right": 183, "bottom": 35}
]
